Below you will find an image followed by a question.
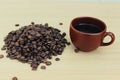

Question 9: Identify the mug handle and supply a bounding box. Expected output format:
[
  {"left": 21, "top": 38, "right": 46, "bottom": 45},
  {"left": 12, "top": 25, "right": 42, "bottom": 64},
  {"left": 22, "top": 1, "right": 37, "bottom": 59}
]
[{"left": 101, "top": 32, "right": 115, "bottom": 46}]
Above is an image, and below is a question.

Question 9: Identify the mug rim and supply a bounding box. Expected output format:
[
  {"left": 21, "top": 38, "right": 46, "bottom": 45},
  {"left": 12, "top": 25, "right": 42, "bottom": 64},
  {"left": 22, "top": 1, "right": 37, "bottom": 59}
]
[{"left": 70, "top": 16, "right": 107, "bottom": 35}]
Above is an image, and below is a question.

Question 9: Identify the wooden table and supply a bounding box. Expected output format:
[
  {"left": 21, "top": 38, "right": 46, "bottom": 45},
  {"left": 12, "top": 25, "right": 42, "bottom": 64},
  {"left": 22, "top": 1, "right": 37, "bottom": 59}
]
[{"left": 0, "top": 0, "right": 120, "bottom": 80}]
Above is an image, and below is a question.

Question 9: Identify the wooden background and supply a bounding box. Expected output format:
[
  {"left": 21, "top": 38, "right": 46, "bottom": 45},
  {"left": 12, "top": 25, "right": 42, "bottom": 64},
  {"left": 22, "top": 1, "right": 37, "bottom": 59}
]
[{"left": 0, "top": 0, "right": 120, "bottom": 80}]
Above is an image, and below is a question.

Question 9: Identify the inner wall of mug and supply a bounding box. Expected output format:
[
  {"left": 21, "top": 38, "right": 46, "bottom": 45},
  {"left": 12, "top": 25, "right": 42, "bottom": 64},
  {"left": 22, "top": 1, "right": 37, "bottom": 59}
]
[{"left": 71, "top": 17, "right": 106, "bottom": 33}]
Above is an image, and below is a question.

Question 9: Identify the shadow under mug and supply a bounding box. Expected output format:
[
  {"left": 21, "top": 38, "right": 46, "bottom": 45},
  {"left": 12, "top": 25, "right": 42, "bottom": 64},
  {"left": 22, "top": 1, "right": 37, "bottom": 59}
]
[{"left": 70, "top": 17, "right": 115, "bottom": 52}]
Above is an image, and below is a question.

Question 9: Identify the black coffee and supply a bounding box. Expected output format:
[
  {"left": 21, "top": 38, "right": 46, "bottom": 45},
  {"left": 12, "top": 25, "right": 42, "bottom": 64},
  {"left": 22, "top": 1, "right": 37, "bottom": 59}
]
[{"left": 74, "top": 23, "right": 102, "bottom": 33}]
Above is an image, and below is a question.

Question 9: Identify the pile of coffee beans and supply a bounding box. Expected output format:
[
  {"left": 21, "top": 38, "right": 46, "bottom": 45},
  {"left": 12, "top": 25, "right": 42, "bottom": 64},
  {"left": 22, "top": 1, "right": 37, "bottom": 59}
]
[{"left": 1, "top": 22, "right": 70, "bottom": 70}]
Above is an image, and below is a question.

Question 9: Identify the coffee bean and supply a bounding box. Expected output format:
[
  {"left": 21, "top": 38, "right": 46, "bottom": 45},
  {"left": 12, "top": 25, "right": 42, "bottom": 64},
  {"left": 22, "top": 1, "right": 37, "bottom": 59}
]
[
  {"left": 12, "top": 77, "right": 18, "bottom": 80},
  {"left": 55, "top": 58, "right": 60, "bottom": 61},
  {"left": 31, "top": 22, "right": 35, "bottom": 25},
  {"left": 40, "top": 52, "right": 46, "bottom": 58},
  {"left": 31, "top": 63, "right": 38, "bottom": 70},
  {"left": 15, "top": 24, "right": 19, "bottom": 27},
  {"left": 41, "top": 65, "right": 46, "bottom": 69},
  {"left": 15, "top": 42, "right": 19, "bottom": 46},
  {"left": 1, "top": 46, "right": 6, "bottom": 50},
  {"left": 45, "top": 61, "right": 52, "bottom": 66},
  {"left": 59, "top": 23, "right": 63, "bottom": 25},
  {"left": 62, "top": 32, "right": 66, "bottom": 37},
  {"left": 28, "top": 60, "right": 33, "bottom": 64},
  {"left": 36, "top": 33, "right": 41, "bottom": 37},
  {"left": 0, "top": 55, "right": 4, "bottom": 59},
  {"left": 31, "top": 32, "right": 36, "bottom": 36},
  {"left": 16, "top": 54, "right": 21, "bottom": 59},
  {"left": 74, "top": 48, "right": 80, "bottom": 53},
  {"left": 23, "top": 46, "right": 28, "bottom": 48},
  {"left": 45, "top": 23, "right": 48, "bottom": 27},
  {"left": 32, "top": 67, "right": 37, "bottom": 70},
  {"left": 58, "top": 51, "right": 62, "bottom": 55},
  {"left": 48, "top": 56, "right": 52, "bottom": 59},
  {"left": 28, "top": 35, "right": 32, "bottom": 39},
  {"left": 66, "top": 42, "right": 71, "bottom": 45}
]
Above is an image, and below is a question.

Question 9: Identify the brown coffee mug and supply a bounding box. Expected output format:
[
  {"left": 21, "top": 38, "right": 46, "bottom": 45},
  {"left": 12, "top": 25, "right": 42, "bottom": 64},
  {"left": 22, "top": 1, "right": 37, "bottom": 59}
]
[{"left": 70, "top": 17, "right": 115, "bottom": 52}]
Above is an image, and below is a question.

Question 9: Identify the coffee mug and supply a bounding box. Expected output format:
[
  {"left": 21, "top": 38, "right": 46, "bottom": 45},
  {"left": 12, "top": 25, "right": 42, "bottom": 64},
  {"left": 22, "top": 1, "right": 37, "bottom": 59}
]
[{"left": 70, "top": 17, "right": 115, "bottom": 52}]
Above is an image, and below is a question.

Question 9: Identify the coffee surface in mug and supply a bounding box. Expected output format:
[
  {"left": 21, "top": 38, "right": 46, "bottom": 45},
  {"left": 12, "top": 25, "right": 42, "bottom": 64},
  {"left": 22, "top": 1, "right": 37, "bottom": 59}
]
[{"left": 74, "top": 23, "right": 102, "bottom": 33}]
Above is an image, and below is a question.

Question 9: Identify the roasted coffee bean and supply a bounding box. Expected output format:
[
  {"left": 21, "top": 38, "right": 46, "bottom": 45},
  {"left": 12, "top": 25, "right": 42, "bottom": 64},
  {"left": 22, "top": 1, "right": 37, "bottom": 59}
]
[
  {"left": 74, "top": 48, "right": 80, "bottom": 53},
  {"left": 66, "top": 42, "right": 71, "bottom": 45},
  {"left": 1, "top": 46, "right": 6, "bottom": 50},
  {"left": 59, "top": 23, "right": 63, "bottom": 25},
  {"left": 48, "top": 56, "right": 52, "bottom": 59},
  {"left": 36, "top": 33, "right": 41, "bottom": 37},
  {"left": 45, "top": 23, "right": 48, "bottom": 27},
  {"left": 12, "top": 77, "right": 18, "bottom": 80},
  {"left": 40, "top": 52, "right": 46, "bottom": 57},
  {"left": 28, "top": 60, "right": 33, "bottom": 64},
  {"left": 41, "top": 65, "right": 46, "bottom": 69},
  {"left": 55, "top": 58, "right": 60, "bottom": 61},
  {"left": 15, "top": 24, "right": 19, "bottom": 27},
  {"left": 32, "top": 67, "right": 37, "bottom": 70},
  {"left": 28, "top": 35, "right": 32, "bottom": 39},
  {"left": 45, "top": 61, "right": 52, "bottom": 66},
  {"left": 23, "top": 46, "right": 28, "bottom": 48},
  {"left": 0, "top": 55, "right": 4, "bottom": 59},
  {"left": 16, "top": 54, "right": 21, "bottom": 59},
  {"left": 62, "top": 32, "right": 66, "bottom": 37},
  {"left": 31, "top": 22, "right": 35, "bottom": 25},
  {"left": 2, "top": 22, "right": 70, "bottom": 70},
  {"left": 58, "top": 51, "right": 62, "bottom": 55},
  {"left": 31, "top": 63, "right": 38, "bottom": 70},
  {"left": 30, "top": 31, "right": 36, "bottom": 35},
  {"left": 15, "top": 42, "right": 19, "bottom": 46}
]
